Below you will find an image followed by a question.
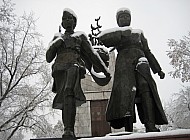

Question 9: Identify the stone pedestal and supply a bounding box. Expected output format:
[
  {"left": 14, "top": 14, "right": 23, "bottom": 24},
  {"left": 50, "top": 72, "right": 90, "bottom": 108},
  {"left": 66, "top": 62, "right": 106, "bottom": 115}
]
[
  {"left": 30, "top": 136, "right": 92, "bottom": 140},
  {"left": 30, "top": 134, "right": 190, "bottom": 140},
  {"left": 30, "top": 129, "right": 190, "bottom": 140}
]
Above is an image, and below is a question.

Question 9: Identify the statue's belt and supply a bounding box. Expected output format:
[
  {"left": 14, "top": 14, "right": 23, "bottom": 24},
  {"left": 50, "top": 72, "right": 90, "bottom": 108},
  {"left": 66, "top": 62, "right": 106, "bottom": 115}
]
[{"left": 55, "top": 52, "right": 80, "bottom": 63}]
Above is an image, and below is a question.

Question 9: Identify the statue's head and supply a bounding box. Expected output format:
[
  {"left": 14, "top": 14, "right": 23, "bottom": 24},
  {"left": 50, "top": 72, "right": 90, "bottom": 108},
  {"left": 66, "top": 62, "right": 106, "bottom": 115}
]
[
  {"left": 116, "top": 8, "right": 131, "bottom": 27},
  {"left": 61, "top": 8, "right": 77, "bottom": 30}
]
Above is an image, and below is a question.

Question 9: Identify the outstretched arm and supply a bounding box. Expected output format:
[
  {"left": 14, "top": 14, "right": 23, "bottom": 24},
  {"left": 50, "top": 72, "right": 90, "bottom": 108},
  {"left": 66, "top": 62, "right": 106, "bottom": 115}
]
[
  {"left": 141, "top": 33, "right": 165, "bottom": 79},
  {"left": 80, "top": 34, "right": 110, "bottom": 77}
]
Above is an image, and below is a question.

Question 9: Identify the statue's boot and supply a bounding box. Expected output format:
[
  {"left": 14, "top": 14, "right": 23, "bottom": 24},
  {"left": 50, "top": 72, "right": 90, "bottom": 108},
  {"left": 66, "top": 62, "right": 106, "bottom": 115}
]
[
  {"left": 124, "top": 116, "right": 133, "bottom": 132},
  {"left": 62, "top": 94, "right": 77, "bottom": 140},
  {"left": 141, "top": 92, "right": 160, "bottom": 132}
]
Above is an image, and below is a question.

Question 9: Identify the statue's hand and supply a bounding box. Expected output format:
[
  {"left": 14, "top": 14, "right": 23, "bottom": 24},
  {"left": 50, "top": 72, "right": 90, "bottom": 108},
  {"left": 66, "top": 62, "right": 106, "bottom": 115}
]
[
  {"left": 158, "top": 71, "right": 165, "bottom": 79},
  {"left": 104, "top": 71, "right": 111, "bottom": 79}
]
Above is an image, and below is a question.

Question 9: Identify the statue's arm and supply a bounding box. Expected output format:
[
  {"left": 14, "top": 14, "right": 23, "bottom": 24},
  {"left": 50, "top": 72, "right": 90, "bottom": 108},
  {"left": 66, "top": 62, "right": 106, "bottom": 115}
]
[
  {"left": 80, "top": 34, "right": 110, "bottom": 76},
  {"left": 141, "top": 33, "right": 162, "bottom": 74},
  {"left": 46, "top": 35, "right": 63, "bottom": 63}
]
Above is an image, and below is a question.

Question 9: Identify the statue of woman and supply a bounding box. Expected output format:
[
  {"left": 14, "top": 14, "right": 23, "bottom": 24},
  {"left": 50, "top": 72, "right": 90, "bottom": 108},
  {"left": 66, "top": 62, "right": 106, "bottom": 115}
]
[
  {"left": 99, "top": 8, "right": 168, "bottom": 132},
  {"left": 46, "top": 8, "right": 110, "bottom": 139}
]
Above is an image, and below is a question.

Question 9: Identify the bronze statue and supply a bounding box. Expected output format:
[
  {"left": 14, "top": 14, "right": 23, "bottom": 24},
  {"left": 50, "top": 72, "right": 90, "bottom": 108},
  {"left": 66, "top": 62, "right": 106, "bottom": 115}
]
[
  {"left": 46, "top": 8, "right": 110, "bottom": 139},
  {"left": 99, "top": 8, "right": 168, "bottom": 132}
]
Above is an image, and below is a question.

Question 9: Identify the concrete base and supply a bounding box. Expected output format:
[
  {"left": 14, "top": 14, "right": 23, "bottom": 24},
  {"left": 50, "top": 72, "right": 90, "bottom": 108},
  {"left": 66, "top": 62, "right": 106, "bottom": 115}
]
[
  {"left": 30, "top": 136, "right": 91, "bottom": 140},
  {"left": 30, "top": 134, "right": 190, "bottom": 140},
  {"left": 30, "top": 129, "right": 190, "bottom": 140}
]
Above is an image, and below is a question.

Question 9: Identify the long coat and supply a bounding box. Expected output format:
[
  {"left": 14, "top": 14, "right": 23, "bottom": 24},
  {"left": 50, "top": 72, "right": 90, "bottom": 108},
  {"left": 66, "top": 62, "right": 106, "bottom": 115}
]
[
  {"left": 100, "top": 28, "right": 168, "bottom": 128},
  {"left": 46, "top": 31, "right": 110, "bottom": 109}
]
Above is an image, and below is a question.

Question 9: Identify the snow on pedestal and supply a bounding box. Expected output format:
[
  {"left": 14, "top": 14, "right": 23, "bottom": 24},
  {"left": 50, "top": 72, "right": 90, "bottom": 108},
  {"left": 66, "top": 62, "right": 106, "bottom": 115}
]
[{"left": 78, "top": 129, "right": 190, "bottom": 140}]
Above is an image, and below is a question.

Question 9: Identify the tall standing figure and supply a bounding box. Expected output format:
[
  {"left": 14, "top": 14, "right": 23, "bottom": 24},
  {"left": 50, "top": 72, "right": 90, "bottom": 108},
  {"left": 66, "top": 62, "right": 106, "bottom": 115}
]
[
  {"left": 99, "top": 8, "right": 168, "bottom": 132},
  {"left": 46, "top": 8, "right": 110, "bottom": 139}
]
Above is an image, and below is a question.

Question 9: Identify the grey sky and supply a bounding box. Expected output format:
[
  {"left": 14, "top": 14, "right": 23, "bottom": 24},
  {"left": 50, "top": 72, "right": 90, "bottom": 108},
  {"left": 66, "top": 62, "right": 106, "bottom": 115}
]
[{"left": 12, "top": 0, "right": 190, "bottom": 102}]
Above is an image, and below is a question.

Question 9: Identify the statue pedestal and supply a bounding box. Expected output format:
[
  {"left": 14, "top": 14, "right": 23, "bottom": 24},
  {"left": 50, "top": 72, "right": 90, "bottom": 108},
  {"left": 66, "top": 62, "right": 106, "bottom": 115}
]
[
  {"left": 30, "top": 129, "right": 190, "bottom": 140},
  {"left": 31, "top": 139, "right": 62, "bottom": 140}
]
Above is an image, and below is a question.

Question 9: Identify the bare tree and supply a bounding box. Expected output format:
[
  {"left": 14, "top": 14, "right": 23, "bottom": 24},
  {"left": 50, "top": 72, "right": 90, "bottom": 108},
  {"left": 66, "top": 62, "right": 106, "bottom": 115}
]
[
  {"left": 32, "top": 120, "right": 64, "bottom": 138},
  {"left": 0, "top": 0, "right": 53, "bottom": 139},
  {"left": 165, "top": 32, "right": 190, "bottom": 130},
  {"left": 162, "top": 86, "right": 190, "bottom": 130},
  {"left": 167, "top": 32, "right": 190, "bottom": 82}
]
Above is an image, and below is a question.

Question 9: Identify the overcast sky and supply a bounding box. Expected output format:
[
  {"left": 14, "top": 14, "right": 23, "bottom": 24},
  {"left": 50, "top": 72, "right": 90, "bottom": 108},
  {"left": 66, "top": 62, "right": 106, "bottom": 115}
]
[{"left": 12, "top": 0, "right": 190, "bottom": 102}]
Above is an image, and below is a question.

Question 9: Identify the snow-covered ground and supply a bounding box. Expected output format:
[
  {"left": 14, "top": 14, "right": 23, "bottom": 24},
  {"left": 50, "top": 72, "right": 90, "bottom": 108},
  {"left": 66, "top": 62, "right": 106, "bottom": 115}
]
[{"left": 79, "top": 129, "right": 190, "bottom": 140}]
